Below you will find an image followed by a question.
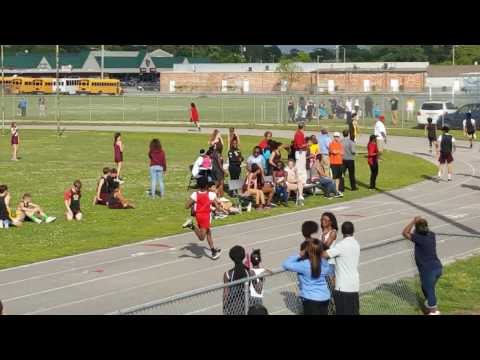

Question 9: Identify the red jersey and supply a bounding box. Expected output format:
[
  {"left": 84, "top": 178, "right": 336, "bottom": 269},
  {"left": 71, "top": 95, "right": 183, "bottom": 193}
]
[
  {"left": 149, "top": 149, "right": 167, "bottom": 169},
  {"left": 258, "top": 139, "right": 268, "bottom": 150},
  {"left": 367, "top": 143, "right": 378, "bottom": 166},
  {"left": 191, "top": 191, "right": 215, "bottom": 215},
  {"left": 293, "top": 130, "right": 306, "bottom": 151},
  {"left": 190, "top": 106, "right": 199, "bottom": 122}
]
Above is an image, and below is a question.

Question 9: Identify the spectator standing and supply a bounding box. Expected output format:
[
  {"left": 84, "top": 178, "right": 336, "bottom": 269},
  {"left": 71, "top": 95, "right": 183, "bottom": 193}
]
[
  {"left": 223, "top": 245, "right": 258, "bottom": 315},
  {"left": 329, "top": 132, "right": 345, "bottom": 196},
  {"left": 354, "top": 98, "right": 360, "bottom": 114},
  {"left": 227, "top": 138, "right": 243, "bottom": 196},
  {"left": 367, "top": 135, "right": 380, "bottom": 190},
  {"left": 208, "top": 129, "right": 224, "bottom": 149},
  {"left": 341, "top": 130, "right": 358, "bottom": 191},
  {"left": 345, "top": 97, "right": 353, "bottom": 123},
  {"left": 148, "top": 139, "right": 167, "bottom": 199},
  {"left": 436, "top": 126, "right": 456, "bottom": 181},
  {"left": 373, "top": 103, "right": 382, "bottom": 119},
  {"left": 10, "top": 122, "right": 20, "bottom": 161},
  {"left": 248, "top": 249, "right": 272, "bottom": 306},
  {"left": 288, "top": 100, "right": 295, "bottom": 123},
  {"left": 38, "top": 97, "right": 47, "bottom": 117},
  {"left": 258, "top": 131, "right": 272, "bottom": 151},
  {"left": 463, "top": 112, "right": 476, "bottom": 149},
  {"left": 18, "top": 97, "right": 27, "bottom": 117},
  {"left": 211, "top": 143, "right": 226, "bottom": 200},
  {"left": 402, "top": 217, "right": 443, "bottom": 315},
  {"left": 228, "top": 127, "right": 240, "bottom": 149},
  {"left": 406, "top": 97, "right": 415, "bottom": 122},
  {"left": 374, "top": 115, "right": 387, "bottom": 152},
  {"left": 329, "top": 98, "right": 338, "bottom": 119},
  {"left": 364, "top": 96, "right": 373, "bottom": 118},
  {"left": 113, "top": 132, "right": 124, "bottom": 182},
  {"left": 322, "top": 221, "right": 360, "bottom": 315},
  {"left": 350, "top": 113, "right": 360, "bottom": 142},
  {"left": 320, "top": 212, "right": 338, "bottom": 249},
  {"left": 390, "top": 96, "right": 399, "bottom": 126},
  {"left": 318, "top": 128, "right": 332, "bottom": 176},
  {"left": 190, "top": 102, "right": 201, "bottom": 131},
  {"left": 293, "top": 123, "right": 308, "bottom": 185},
  {"left": 282, "top": 239, "right": 334, "bottom": 315},
  {"left": 425, "top": 118, "right": 437, "bottom": 154}
]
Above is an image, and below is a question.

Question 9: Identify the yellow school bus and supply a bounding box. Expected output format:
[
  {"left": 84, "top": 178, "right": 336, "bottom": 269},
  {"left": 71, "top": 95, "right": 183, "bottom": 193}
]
[{"left": 78, "top": 78, "right": 121, "bottom": 95}]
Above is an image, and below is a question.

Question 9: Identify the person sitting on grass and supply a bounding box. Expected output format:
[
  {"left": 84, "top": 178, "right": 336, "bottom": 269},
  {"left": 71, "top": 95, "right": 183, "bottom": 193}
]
[
  {"left": 108, "top": 184, "right": 135, "bottom": 209},
  {"left": 272, "top": 160, "right": 289, "bottom": 206},
  {"left": 94, "top": 167, "right": 111, "bottom": 206},
  {"left": 310, "top": 154, "right": 338, "bottom": 199},
  {"left": 242, "top": 163, "right": 266, "bottom": 211},
  {"left": 0, "top": 185, "right": 21, "bottom": 228},
  {"left": 16, "top": 193, "right": 56, "bottom": 224},
  {"left": 64, "top": 180, "right": 83, "bottom": 221}
]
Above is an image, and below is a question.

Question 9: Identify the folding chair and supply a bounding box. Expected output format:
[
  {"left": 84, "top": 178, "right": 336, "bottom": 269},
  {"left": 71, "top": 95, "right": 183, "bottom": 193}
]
[{"left": 186, "top": 165, "right": 197, "bottom": 191}]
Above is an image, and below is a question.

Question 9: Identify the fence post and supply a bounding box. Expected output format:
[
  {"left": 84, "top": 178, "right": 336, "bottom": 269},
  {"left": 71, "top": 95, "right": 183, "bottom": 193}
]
[
  {"left": 89, "top": 95, "right": 92, "bottom": 122},
  {"left": 253, "top": 95, "right": 256, "bottom": 127},
  {"left": 156, "top": 95, "right": 159, "bottom": 123},
  {"left": 244, "top": 281, "right": 249, "bottom": 315}
]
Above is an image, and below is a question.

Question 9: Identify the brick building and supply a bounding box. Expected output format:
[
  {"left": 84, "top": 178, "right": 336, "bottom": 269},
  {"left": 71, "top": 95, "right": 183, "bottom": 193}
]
[{"left": 160, "top": 62, "right": 428, "bottom": 93}]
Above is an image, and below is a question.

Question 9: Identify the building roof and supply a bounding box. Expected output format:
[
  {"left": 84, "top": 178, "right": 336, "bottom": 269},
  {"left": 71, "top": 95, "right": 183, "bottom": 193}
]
[
  {"left": 428, "top": 65, "right": 480, "bottom": 78},
  {"left": 94, "top": 50, "right": 146, "bottom": 69},
  {"left": 45, "top": 52, "right": 90, "bottom": 69},
  {"left": 151, "top": 56, "right": 212, "bottom": 68},
  {"left": 3, "top": 54, "right": 45, "bottom": 69},
  {"left": 148, "top": 49, "right": 174, "bottom": 58}
]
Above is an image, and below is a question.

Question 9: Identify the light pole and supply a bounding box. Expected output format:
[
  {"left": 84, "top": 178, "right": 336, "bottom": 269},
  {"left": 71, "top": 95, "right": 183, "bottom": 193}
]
[
  {"left": 1, "top": 44, "right": 4, "bottom": 135},
  {"left": 343, "top": 47, "right": 346, "bottom": 64},
  {"left": 452, "top": 45, "right": 458, "bottom": 65},
  {"left": 101, "top": 45, "right": 105, "bottom": 79},
  {"left": 55, "top": 45, "right": 60, "bottom": 135}
]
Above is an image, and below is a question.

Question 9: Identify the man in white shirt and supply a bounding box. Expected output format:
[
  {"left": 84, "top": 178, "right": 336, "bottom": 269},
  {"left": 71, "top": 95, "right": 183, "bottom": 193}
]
[
  {"left": 462, "top": 112, "right": 476, "bottom": 149},
  {"left": 192, "top": 149, "right": 206, "bottom": 177},
  {"left": 323, "top": 221, "right": 360, "bottom": 315},
  {"left": 374, "top": 115, "right": 387, "bottom": 151}
]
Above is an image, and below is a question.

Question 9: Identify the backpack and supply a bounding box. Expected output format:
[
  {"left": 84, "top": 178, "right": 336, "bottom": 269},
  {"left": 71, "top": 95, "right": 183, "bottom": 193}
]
[
  {"left": 200, "top": 155, "right": 212, "bottom": 169},
  {"left": 466, "top": 118, "right": 475, "bottom": 133}
]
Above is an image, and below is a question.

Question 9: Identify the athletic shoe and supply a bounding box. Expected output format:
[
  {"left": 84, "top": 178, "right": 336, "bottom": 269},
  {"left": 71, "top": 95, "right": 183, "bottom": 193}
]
[
  {"left": 215, "top": 213, "right": 228, "bottom": 220},
  {"left": 246, "top": 202, "right": 252, "bottom": 212},
  {"left": 428, "top": 310, "right": 441, "bottom": 315},
  {"left": 270, "top": 203, "right": 278, "bottom": 208},
  {"left": 182, "top": 219, "right": 193, "bottom": 229},
  {"left": 298, "top": 195, "right": 305, "bottom": 201},
  {"left": 45, "top": 216, "right": 56, "bottom": 224},
  {"left": 334, "top": 192, "right": 344, "bottom": 198},
  {"left": 211, "top": 248, "right": 222, "bottom": 260}
]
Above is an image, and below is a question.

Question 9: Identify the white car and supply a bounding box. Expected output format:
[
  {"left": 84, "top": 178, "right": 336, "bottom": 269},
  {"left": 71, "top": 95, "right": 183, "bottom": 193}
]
[{"left": 417, "top": 101, "right": 457, "bottom": 126}]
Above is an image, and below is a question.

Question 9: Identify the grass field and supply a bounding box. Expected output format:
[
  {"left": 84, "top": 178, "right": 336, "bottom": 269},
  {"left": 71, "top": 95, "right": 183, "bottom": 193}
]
[
  {"left": 0, "top": 129, "right": 436, "bottom": 270},
  {"left": 361, "top": 254, "right": 480, "bottom": 315}
]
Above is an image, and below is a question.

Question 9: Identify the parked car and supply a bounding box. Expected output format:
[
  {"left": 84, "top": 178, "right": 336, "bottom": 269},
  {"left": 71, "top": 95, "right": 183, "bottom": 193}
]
[
  {"left": 416, "top": 101, "right": 457, "bottom": 126},
  {"left": 443, "top": 103, "right": 480, "bottom": 130}
]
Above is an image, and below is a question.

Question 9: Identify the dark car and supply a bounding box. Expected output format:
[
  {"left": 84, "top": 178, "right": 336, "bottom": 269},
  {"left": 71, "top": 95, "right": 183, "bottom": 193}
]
[{"left": 443, "top": 103, "right": 480, "bottom": 130}]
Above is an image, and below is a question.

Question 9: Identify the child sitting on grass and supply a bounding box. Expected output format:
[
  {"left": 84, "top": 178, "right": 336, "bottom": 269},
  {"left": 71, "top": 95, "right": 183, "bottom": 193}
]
[
  {"left": 16, "top": 193, "right": 56, "bottom": 224},
  {"left": 108, "top": 185, "right": 135, "bottom": 209}
]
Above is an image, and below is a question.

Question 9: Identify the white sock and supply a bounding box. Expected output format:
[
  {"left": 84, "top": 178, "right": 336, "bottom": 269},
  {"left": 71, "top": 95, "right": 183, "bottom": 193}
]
[{"left": 448, "top": 173, "right": 452, "bottom": 180}]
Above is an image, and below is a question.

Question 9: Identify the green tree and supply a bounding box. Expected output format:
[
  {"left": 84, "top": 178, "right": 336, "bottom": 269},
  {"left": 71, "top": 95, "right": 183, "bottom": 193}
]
[
  {"left": 370, "top": 45, "right": 428, "bottom": 62},
  {"left": 276, "top": 58, "right": 302, "bottom": 91},
  {"left": 454, "top": 45, "right": 480, "bottom": 65}
]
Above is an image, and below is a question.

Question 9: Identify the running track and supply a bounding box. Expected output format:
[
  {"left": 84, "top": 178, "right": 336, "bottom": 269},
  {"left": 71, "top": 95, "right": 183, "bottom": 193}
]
[{"left": 1, "top": 125, "right": 480, "bottom": 314}]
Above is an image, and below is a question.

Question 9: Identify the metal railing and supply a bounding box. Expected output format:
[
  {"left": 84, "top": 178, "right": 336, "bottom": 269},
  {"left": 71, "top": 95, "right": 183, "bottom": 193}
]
[
  {"left": 3, "top": 92, "right": 479, "bottom": 130},
  {"left": 110, "top": 237, "right": 423, "bottom": 315}
]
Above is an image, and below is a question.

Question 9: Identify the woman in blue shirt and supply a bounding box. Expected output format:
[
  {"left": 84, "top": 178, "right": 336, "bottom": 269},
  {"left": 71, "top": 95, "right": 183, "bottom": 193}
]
[{"left": 283, "top": 239, "right": 334, "bottom": 315}]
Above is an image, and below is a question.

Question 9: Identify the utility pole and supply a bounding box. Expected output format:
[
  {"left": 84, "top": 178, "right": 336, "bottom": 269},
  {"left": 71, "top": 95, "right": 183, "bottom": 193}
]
[
  {"left": 101, "top": 45, "right": 105, "bottom": 79},
  {"left": 452, "top": 45, "right": 456, "bottom": 65},
  {"left": 343, "top": 48, "right": 346, "bottom": 64},
  {"left": 336, "top": 45, "right": 340, "bottom": 63},
  {"left": 55, "top": 45, "right": 60, "bottom": 135},
  {"left": 1, "top": 44, "right": 4, "bottom": 135}
]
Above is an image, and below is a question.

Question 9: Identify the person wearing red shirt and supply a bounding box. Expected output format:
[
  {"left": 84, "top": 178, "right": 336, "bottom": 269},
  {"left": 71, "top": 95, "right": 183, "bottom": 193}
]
[
  {"left": 367, "top": 135, "right": 380, "bottom": 190},
  {"left": 148, "top": 138, "right": 167, "bottom": 199},
  {"left": 64, "top": 180, "right": 82, "bottom": 221},
  {"left": 190, "top": 102, "right": 201, "bottom": 131},
  {"left": 293, "top": 123, "right": 307, "bottom": 153},
  {"left": 258, "top": 131, "right": 272, "bottom": 151},
  {"left": 183, "top": 176, "right": 223, "bottom": 260}
]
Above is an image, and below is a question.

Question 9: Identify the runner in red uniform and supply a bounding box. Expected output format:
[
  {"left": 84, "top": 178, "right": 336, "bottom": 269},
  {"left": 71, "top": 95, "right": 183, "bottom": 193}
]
[
  {"left": 190, "top": 102, "right": 201, "bottom": 132},
  {"left": 64, "top": 180, "right": 82, "bottom": 221},
  {"left": 183, "top": 176, "right": 222, "bottom": 259}
]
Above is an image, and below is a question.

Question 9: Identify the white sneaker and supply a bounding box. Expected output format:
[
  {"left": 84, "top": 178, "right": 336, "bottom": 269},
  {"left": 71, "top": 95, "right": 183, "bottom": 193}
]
[
  {"left": 437, "top": 172, "right": 442, "bottom": 178},
  {"left": 246, "top": 202, "right": 252, "bottom": 212},
  {"left": 298, "top": 195, "right": 305, "bottom": 201},
  {"left": 219, "top": 197, "right": 229, "bottom": 202},
  {"left": 45, "top": 216, "right": 57, "bottom": 224},
  {"left": 182, "top": 219, "right": 193, "bottom": 228},
  {"left": 428, "top": 310, "right": 441, "bottom": 315}
]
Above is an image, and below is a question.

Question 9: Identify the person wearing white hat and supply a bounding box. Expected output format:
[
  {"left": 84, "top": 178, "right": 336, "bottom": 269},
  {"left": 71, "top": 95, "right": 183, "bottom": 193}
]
[{"left": 328, "top": 132, "right": 345, "bottom": 197}]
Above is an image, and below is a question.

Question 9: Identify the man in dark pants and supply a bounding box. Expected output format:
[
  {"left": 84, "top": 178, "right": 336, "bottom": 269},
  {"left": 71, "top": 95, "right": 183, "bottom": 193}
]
[
  {"left": 322, "top": 221, "right": 360, "bottom": 315},
  {"left": 341, "top": 130, "right": 357, "bottom": 191},
  {"left": 364, "top": 96, "right": 373, "bottom": 118}
]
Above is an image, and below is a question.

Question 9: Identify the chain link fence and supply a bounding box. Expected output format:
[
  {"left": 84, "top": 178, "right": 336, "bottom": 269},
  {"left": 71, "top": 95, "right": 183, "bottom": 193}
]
[
  {"left": 110, "top": 238, "right": 424, "bottom": 315},
  {"left": 2, "top": 91, "right": 479, "bottom": 130}
]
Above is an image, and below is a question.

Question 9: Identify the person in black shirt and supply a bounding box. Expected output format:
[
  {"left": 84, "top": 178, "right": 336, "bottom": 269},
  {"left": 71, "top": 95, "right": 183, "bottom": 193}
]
[
  {"left": 227, "top": 138, "right": 244, "bottom": 196},
  {"left": 64, "top": 180, "right": 82, "bottom": 221},
  {"left": 436, "top": 126, "right": 456, "bottom": 181},
  {"left": 402, "top": 217, "right": 443, "bottom": 315},
  {"left": 390, "top": 97, "right": 399, "bottom": 126},
  {"left": 424, "top": 118, "right": 437, "bottom": 154}
]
